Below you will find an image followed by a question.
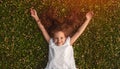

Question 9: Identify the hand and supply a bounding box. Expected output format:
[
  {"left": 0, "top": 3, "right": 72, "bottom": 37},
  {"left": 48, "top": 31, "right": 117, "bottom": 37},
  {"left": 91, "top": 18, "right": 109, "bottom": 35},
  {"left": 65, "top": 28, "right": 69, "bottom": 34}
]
[
  {"left": 30, "top": 8, "right": 39, "bottom": 20},
  {"left": 86, "top": 11, "right": 94, "bottom": 20}
]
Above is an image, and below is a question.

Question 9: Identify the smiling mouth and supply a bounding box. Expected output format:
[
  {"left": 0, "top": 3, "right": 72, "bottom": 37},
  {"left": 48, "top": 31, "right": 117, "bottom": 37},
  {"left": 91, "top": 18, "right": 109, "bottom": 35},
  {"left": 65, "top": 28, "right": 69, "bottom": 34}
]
[
  {"left": 57, "top": 42, "right": 62, "bottom": 45},
  {"left": 58, "top": 42, "right": 62, "bottom": 44}
]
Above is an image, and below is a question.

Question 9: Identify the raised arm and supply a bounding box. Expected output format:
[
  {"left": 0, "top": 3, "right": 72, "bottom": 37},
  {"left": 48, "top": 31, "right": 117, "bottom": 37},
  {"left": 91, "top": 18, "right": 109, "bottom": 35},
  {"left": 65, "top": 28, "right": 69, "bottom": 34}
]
[
  {"left": 30, "top": 8, "right": 50, "bottom": 43},
  {"left": 70, "top": 11, "right": 94, "bottom": 45}
]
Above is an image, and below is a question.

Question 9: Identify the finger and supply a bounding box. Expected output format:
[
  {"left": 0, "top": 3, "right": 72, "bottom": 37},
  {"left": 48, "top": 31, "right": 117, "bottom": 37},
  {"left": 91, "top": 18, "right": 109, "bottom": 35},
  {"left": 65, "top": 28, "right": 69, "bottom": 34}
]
[
  {"left": 30, "top": 9, "right": 33, "bottom": 14},
  {"left": 30, "top": 8, "right": 34, "bottom": 14},
  {"left": 30, "top": 10, "right": 35, "bottom": 16},
  {"left": 30, "top": 7, "right": 35, "bottom": 12},
  {"left": 91, "top": 11, "right": 94, "bottom": 15}
]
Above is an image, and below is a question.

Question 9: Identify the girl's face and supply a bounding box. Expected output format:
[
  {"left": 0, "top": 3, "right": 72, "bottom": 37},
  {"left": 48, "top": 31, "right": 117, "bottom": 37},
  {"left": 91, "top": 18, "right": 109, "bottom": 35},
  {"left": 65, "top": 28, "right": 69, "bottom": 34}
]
[{"left": 53, "top": 31, "right": 66, "bottom": 46}]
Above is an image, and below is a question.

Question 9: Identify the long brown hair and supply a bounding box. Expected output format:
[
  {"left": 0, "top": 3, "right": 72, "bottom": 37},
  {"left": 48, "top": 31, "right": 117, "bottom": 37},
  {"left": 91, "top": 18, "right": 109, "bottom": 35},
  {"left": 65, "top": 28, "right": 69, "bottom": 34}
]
[{"left": 39, "top": 6, "right": 85, "bottom": 37}]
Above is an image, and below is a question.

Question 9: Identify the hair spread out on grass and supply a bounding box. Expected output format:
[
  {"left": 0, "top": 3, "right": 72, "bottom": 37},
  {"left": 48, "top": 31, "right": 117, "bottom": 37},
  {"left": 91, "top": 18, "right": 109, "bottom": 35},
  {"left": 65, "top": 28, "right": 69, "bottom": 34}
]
[{"left": 39, "top": 6, "right": 86, "bottom": 37}]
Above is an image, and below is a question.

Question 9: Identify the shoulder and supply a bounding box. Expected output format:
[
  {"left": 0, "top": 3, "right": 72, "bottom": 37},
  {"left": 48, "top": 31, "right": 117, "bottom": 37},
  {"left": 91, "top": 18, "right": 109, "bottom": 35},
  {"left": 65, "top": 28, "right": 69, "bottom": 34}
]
[
  {"left": 49, "top": 38, "right": 54, "bottom": 46},
  {"left": 67, "top": 36, "right": 70, "bottom": 41},
  {"left": 65, "top": 36, "right": 72, "bottom": 46},
  {"left": 67, "top": 36, "right": 74, "bottom": 46}
]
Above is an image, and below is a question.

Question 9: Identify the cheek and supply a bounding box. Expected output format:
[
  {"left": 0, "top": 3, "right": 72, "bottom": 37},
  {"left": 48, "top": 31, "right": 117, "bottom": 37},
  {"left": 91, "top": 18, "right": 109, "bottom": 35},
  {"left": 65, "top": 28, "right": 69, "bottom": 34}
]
[{"left": 62, "top": 38, "right": 66, "bottom": 42}]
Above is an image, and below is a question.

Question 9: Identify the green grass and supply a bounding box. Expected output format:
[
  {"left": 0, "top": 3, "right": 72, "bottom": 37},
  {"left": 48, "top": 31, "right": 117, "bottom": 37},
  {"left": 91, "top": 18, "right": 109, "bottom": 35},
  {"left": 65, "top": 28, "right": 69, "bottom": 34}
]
[{"left": 0, "top": 0, "right": 120, "bottom": 69}]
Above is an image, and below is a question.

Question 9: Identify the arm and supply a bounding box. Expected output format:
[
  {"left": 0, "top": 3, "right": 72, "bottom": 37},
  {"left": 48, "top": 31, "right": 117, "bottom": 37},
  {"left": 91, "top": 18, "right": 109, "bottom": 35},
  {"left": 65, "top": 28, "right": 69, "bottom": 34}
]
[
  {"left": 70, "top": 11, "right": 94, "bottom": 45},
  {"left": 30, "top": 8, "right": 50, "bottom": 43}
]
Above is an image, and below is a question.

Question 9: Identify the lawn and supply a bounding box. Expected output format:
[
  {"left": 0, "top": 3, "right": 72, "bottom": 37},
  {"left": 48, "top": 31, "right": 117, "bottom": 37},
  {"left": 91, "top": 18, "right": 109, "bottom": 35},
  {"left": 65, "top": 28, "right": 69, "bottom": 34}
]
[{"left": 0, "top": 0, "right": 120, "bottom": 69}]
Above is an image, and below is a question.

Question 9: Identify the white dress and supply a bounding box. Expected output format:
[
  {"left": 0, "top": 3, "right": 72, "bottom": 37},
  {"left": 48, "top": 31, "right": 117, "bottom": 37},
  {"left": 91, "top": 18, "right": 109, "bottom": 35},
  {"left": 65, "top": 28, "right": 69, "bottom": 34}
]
[{"left": 45, "top": 37, "right": 76, "bottom": 69}]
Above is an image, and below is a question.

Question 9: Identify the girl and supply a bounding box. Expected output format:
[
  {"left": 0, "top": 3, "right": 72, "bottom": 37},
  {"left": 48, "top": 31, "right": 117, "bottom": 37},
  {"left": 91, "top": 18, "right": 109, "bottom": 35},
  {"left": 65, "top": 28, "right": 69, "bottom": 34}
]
[{"left": 30, "top": 8, "right": 94, "bottom": 69}]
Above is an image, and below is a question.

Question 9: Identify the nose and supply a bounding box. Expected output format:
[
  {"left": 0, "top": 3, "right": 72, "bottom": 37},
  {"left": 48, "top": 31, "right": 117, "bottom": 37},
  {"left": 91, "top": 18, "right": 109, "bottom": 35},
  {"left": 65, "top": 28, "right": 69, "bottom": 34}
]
[{"left": 58, "top": 38, "right": 61, "bottom": 42}]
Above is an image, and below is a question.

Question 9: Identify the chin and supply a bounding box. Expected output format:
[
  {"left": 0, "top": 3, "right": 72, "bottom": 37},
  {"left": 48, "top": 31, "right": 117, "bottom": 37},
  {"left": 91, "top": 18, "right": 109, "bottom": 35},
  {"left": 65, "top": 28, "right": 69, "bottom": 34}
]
[{"left": 57, "top": 44, "right": 63, "bottom": 46}]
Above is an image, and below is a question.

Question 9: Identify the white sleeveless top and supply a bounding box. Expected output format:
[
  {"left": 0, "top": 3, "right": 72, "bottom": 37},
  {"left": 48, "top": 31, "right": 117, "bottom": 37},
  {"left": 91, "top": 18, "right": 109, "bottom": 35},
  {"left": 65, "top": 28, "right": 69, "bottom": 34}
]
[{"left": 45, "top": 37, "right": 76, "bottom": 69}]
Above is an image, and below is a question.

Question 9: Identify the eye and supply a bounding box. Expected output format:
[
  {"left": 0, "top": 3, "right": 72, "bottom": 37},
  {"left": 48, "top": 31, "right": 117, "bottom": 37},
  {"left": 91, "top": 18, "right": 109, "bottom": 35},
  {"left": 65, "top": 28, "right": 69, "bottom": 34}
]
[
  {"left": 61, "top": 37, "right": 63, "bottom": 39},
  {"left": 55, "top": 38, "right": 58, "bottom": 40},
  {"left": 54, "top": 37, "right": 57, "bottom": 40}
]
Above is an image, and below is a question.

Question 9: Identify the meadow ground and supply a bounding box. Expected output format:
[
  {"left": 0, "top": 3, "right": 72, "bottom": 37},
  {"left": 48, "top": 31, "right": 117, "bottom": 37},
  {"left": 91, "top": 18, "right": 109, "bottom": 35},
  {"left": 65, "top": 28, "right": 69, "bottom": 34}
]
[{"left": 0, "top": 0, "right": 120, "bottom": 69}]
